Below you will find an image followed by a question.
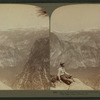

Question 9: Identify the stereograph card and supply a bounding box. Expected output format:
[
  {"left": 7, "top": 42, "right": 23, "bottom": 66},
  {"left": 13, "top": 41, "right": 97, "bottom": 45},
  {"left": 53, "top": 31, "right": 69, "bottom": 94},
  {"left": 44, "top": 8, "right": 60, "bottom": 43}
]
[{"left": 0, "top": 0, "right": 99, "bottom": 98}]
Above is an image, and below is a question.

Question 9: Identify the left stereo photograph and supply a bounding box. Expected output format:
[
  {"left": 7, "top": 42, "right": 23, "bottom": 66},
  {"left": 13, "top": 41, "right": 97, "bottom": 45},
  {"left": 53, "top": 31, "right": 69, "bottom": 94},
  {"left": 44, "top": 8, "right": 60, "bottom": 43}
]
[{"left": 0, "top": 4, "right": 49, "bottom": 90}]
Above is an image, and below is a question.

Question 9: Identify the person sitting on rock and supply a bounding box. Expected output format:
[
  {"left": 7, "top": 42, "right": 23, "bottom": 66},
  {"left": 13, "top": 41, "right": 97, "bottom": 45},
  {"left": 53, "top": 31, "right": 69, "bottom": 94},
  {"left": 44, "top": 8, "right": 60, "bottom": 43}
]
[{"left": 57, "top": 62, "right": 75, "bottom": 85}]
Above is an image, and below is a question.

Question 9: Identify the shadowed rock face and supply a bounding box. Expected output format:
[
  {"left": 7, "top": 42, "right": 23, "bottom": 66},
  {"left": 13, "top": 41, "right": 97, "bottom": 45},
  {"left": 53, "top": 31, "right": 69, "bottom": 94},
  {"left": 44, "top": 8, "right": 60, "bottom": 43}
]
[
  {"left": 13, "top": 36, "right": 50, "bottom": 90},
  {"left": 50, "top": 32, "right": 64, "bottom": 70}
]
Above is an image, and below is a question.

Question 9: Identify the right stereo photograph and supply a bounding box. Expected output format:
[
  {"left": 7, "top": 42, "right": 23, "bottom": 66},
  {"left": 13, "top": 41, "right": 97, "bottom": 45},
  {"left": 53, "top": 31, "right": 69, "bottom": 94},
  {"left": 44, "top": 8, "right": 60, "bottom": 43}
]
[{"left": 50, "top": 4, "right": 100, "bottom": 90}]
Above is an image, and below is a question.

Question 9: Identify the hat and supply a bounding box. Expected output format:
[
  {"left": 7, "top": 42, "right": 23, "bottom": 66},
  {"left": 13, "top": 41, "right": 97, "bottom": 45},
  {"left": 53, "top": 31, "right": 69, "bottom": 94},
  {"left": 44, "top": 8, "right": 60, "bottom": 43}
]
[{"left": 60, "top": 62, "right": 65, "bottom": 67}]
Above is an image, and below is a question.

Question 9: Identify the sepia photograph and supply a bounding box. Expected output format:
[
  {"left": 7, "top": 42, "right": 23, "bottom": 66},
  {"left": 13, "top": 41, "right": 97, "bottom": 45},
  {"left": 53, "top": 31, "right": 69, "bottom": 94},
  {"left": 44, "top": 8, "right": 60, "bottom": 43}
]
[
  {"left": 0, "top": 4, "right": 49, "bottom": 90},
  {"left": 50, "top": 4, "right": 100, "bottom": 90}
]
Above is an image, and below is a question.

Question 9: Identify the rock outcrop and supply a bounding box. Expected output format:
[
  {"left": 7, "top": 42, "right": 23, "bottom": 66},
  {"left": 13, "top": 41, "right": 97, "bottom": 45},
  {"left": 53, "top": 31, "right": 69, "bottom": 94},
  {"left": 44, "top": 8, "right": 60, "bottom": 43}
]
[
  {"left": 51, "top": 78, "right": 93, "bottom": 90},
  {"left": 13, "top": 35, "right": 49, "bottom": 90},
  {"left": 0, "top": 81, "right": 12, "bottom": 90}
]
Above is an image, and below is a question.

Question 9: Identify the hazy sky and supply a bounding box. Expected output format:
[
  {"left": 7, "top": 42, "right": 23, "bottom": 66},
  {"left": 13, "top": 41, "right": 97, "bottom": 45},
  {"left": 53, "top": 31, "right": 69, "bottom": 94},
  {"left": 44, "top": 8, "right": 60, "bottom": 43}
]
[
  {"left": 0, "top": 4, "right": 49, "bottom": 30},
  {"left": 51, "top": 4, "right": 100, "bottom": 33}
]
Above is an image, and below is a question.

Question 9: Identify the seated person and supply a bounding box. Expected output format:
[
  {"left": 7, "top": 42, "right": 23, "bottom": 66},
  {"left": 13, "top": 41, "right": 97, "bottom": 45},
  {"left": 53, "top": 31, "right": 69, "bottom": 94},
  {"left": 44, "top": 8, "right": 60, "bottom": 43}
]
[{"left": 57, "top": 62, "right": 75, "bottom": 85}]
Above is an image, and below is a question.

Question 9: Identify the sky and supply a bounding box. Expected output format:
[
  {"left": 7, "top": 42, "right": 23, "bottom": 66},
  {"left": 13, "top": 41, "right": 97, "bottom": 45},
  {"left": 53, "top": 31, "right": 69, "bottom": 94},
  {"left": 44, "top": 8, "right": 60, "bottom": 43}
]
[
  {"left": 51, "top": 4, "right": 100, "bottom": 33},
  {"left": 0, "top": 4, "right": 49, "bottom": 30}
]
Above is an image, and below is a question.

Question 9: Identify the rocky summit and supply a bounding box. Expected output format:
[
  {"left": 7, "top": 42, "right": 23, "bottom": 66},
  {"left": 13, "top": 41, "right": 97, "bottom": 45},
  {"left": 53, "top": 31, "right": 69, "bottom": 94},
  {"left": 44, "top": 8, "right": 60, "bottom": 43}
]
[{"left": 51, "top": 78, "right": 93, "bottom": 90}]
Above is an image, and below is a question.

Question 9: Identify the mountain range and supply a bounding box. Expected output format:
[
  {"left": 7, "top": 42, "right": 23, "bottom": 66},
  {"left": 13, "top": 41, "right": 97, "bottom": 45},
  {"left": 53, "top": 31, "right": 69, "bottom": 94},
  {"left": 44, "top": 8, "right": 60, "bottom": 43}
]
[{"left": 50, "top": 29, "right": 100, "bottom": 69}]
